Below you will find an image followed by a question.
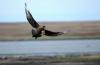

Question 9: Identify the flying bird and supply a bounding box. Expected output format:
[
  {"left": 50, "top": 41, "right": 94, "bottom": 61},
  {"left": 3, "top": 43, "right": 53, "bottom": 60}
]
[{"left": 25, "top": 3, "right": 63, "bottom": 39}]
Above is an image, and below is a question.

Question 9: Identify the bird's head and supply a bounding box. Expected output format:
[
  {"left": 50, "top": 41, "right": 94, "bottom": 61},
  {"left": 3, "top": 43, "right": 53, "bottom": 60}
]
[{"left": 42, "top": 26, "right": 46, "bottom": 30}]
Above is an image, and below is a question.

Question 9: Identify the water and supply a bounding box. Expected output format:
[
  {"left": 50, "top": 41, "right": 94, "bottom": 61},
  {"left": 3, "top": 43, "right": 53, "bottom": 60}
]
[{"left": 0, "top": 39, "right": 100, "bottom": 55}]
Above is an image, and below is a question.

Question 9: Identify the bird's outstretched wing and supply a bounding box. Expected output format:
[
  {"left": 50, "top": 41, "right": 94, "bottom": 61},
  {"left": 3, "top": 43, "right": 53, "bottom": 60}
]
[
  {"left": 44, "top": 30, "right": 63, "bottom": 36},
  {"left": 25, "top": 3, "right": 39, "bottom": 28}
]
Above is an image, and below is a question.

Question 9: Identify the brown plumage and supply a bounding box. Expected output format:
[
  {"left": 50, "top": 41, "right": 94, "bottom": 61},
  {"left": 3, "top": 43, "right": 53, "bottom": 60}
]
[{"left": 25, "top": 3, "right": 63, "bottom": 39}]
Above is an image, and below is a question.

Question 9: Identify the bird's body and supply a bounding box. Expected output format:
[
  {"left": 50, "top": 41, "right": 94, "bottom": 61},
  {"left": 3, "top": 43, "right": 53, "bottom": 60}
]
[
  {"left": 31, "top": 26, "right": 45, "bottom": 39},
  {"left": 25, "top": 3, "right": 63, "bottom": 39}
]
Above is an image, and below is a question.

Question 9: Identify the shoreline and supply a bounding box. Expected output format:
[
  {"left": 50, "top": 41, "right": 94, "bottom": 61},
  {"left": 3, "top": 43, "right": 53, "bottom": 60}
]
[
  {"left": 0, "top": 54, "right": 100, "bottom": 65},
  {"left": 0, "top": 37, "right": 100, "bottom": 41}
]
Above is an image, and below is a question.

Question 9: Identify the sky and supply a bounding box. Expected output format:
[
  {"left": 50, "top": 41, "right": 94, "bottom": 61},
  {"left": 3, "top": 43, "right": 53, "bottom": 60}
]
[{"left": 0, "top": 0, "right": 100, "bottom": 22}]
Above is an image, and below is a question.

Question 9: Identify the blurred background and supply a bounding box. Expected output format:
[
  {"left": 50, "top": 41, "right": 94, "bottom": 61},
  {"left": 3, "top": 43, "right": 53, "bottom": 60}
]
[
  {"left": 0, "top": 0, "right": 100, "bottom": 40},
  {"left": 0, "top": 1, "right": 100, "bottom": 65},
  {"left": 0, "top": 0, "right": 100, "bottom": 22}
]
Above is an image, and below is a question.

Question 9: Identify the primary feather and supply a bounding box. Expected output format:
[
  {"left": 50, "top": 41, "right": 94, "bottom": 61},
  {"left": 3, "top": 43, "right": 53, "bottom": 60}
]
[{"left": 25, "top": 3, "right": 39, "bottom": 28}]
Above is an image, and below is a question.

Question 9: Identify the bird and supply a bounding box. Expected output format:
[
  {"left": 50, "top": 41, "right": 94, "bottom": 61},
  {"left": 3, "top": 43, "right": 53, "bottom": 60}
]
[{"left": 25, "top": 3, "right": 64, "bottom": 39}]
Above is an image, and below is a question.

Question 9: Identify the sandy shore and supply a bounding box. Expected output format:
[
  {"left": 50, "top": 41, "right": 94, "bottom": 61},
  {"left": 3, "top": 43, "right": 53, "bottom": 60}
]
[{"left": 0, "top": 21, "right": 100, "bottom": 40}]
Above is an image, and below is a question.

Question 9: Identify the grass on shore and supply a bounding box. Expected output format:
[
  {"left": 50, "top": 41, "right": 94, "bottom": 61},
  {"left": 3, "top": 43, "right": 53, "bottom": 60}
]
[{"left": 0, "top": 22, "right": 100, "bottom": 41}]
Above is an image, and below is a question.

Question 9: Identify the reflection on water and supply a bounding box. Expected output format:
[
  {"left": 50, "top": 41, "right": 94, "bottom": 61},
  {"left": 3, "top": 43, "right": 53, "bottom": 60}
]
[{"left": 0, "top": 39, "right": 100, "bottom": 55}]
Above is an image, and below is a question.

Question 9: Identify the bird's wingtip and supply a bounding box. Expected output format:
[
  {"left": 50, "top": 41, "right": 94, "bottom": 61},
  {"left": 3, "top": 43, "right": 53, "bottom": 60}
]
[
  {"left": 25, "top": 2, "right": 27, "bottom": 7},
  {"left": 57, "top": 32, "right": 64, "bottom": 35}
]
